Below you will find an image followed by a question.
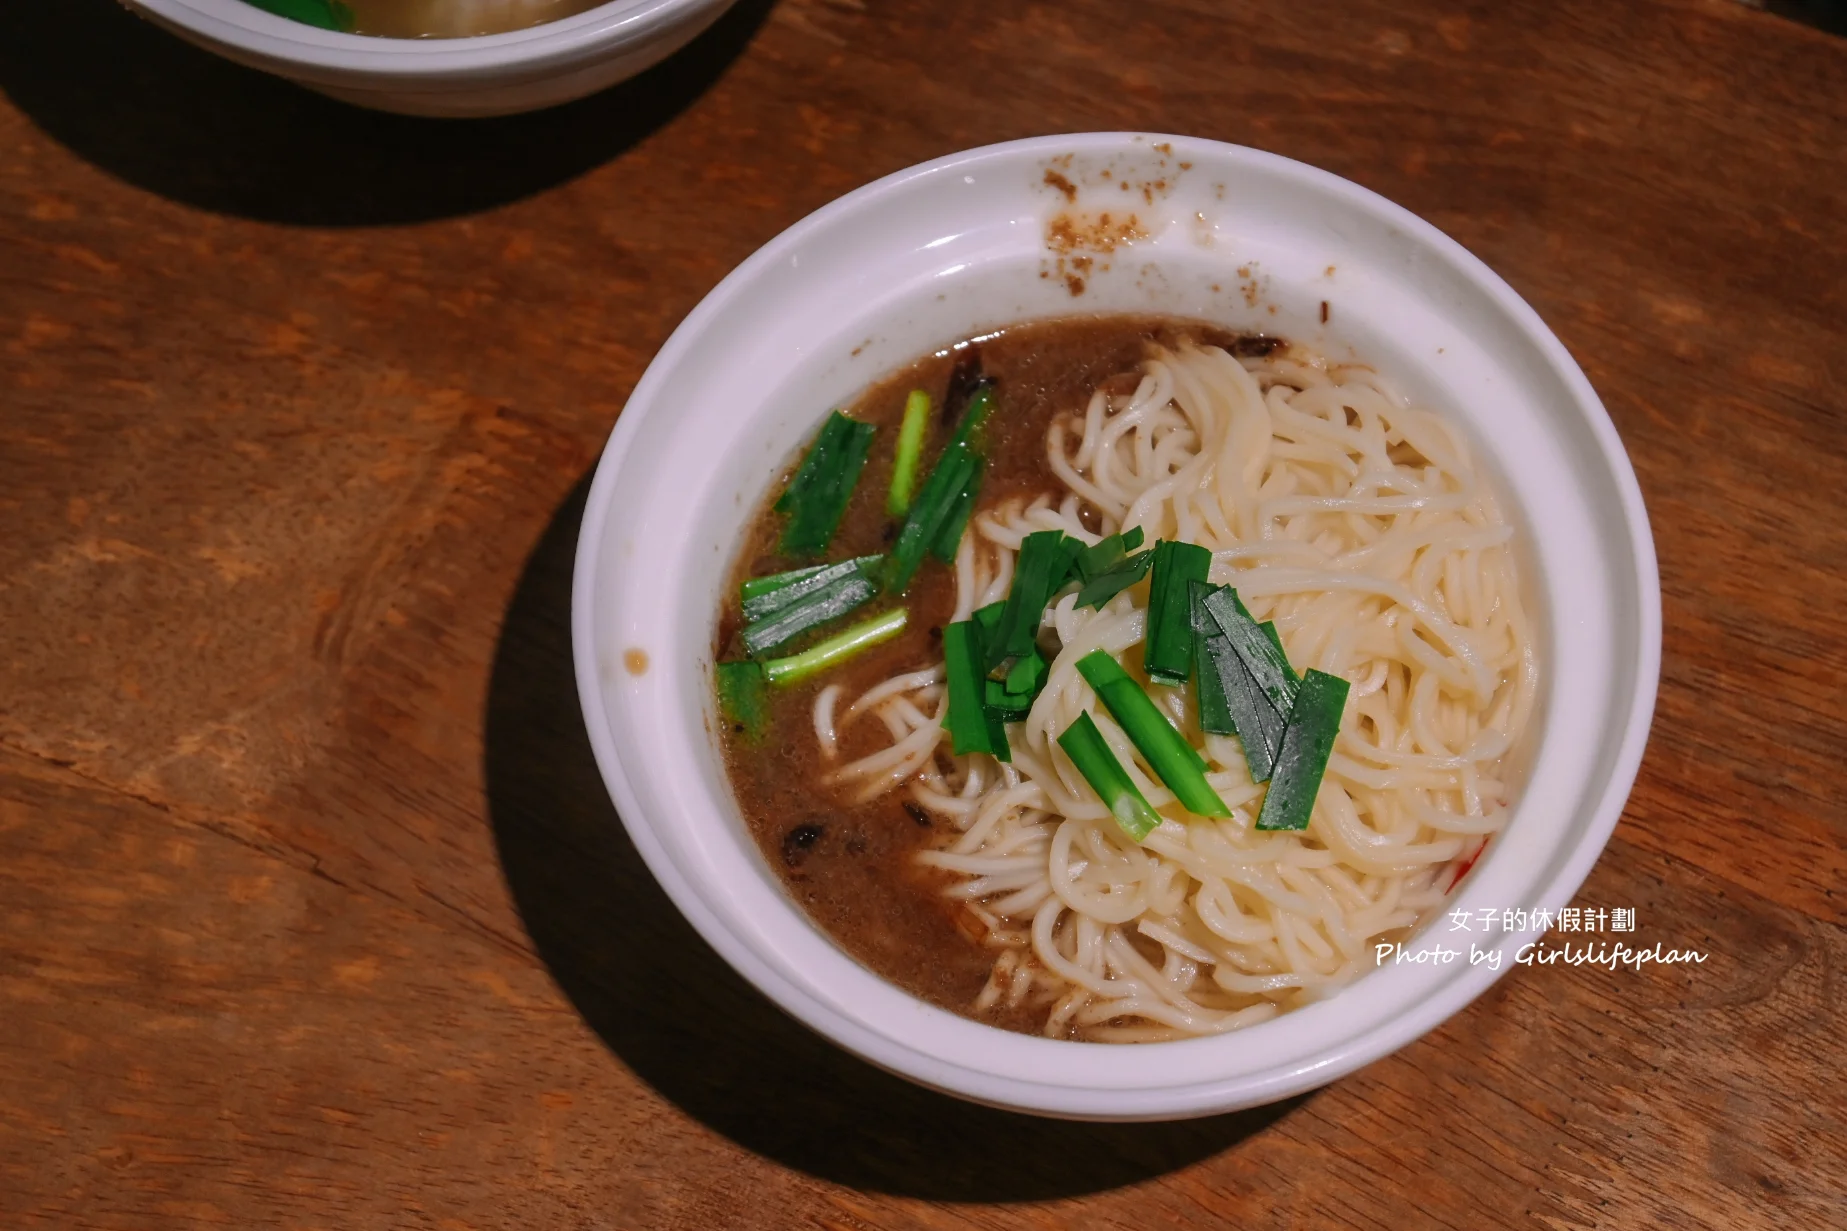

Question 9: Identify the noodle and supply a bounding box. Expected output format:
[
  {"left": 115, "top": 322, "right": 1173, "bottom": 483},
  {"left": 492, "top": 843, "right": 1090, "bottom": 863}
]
[{"left": 817, "top": 338, "right": 1535, "bottom": 1041}]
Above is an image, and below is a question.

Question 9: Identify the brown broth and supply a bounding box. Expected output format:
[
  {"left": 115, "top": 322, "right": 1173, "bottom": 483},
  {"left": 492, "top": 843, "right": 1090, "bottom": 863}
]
[
  {"left": 344, "top": 0, "right": 606, "bottom": 38},
  {"left": 717, "top": 315, "right": 1274, "bottom": 1035}
]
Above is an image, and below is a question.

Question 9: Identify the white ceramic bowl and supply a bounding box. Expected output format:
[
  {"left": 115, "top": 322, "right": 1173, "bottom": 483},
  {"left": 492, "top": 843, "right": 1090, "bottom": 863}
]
[
  {"left": 572, "top": 134, "right": 1660, "bottom": 1120},
  {"left": 127, "top": 0, "right": 739, "bottom": 117}
]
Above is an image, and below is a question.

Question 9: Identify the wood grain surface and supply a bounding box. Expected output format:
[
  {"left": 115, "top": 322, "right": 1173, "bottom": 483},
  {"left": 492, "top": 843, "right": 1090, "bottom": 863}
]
[{"left": 1, "top": 0, "right": 1842, "bottom": 1226}]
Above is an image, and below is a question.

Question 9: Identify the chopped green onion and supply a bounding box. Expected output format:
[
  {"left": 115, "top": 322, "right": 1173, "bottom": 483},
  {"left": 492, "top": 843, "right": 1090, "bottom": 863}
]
[
  {"left": 943, "top": 619, "right": 1009, "bottom": 759},
  {"left": 882, "top": 443, "right": 979, "bottom": 593},
  {"left": 887, "top": 390, "right": 932, "bottom": 517},
  {"left": 1075, "top": 526, "right": 1146, "bottom": 580},
  {"left": 1076, "top": 651, "right": 1227, "bottom": 817},
  {"left": 716, "top": 661, "right": 768, "bottom": 741},
  {"left": 740, "top": 555, "right": 881, "bottom": 621},
  {"left": 1058, "top": 712, "right": 1162, "bottom": 842},
  {"left": 1202, "top": 587, "right": 1299, "bottom": 716},
  {"left": 776, "top": 412, "right": 877, "bottom": 556},
  {"left": 931, "top": 465, "right": 983, "bottom": 562},
  {"left": 945, "top": 381, "right": 996, "bottom": 453},
  {"left": 741, "top": 572, "right": 876, "bottom": 657},
  {"left": 1003, "top": 648, "right": 1049, "bottom": 696},
  {"left": 987, "top": 530, "right": 1081, "bottom": 668},
  {"left": 244, "top": 0, "right": 355, "bottom": 29},
  {"left": 972, "top": 601, "right": 1004, "bottom": 635},
  {"left": 984, "top": 677, "right": 1033, "bottom": 718},
  {"left": 762, "top": 608, "right": 907, "bottom": 686},
  {"left": 1143, "top": 540, "right": 1212, "bottom": 684},
  {"left": 1255, "top": 669, "right": 1350, "bottom": 831},
  {"left": 1191, "top": 582, "right": 1288, "bottom": 780},
  {"left": 1075, "top": 548, "right": 1153, "bottom": 609}
]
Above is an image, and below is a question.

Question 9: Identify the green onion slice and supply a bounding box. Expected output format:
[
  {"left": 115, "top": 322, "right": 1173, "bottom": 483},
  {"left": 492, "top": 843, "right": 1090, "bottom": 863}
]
[
  {"left": 776, "top": 412, "right": 877, "bottom": 556},
  {"left": 761, "top": 608, "right": 907, "bottom": 686},
  {"left": 741, "top": 572, "right": 876, "bottom": 658},
  {"left": 1075, "top": 548, "right": 1153, "bottom": 609},
  {"left": 1075, "top": 526, "right": 1146, "bottom": 580},
  {"left": 1190, "top": 582, "right": 1288, "bottom": 780},
  {"left": 244, "top": 0, "right": 356, "bottom": 29},
  {"left": 1076, "top": 651, "right": 1227, "bottom": 817},
  {"left": 1057, "top": 712, "right": 1162, "bottom": 842},
  {"left": 1255, "top": 669, "right": 1350, "bottom": 831},
  {"left": 887, "top": 390, "right": 932, "bottom": 517},
  {"left": 943, "top": 619, "right": 1010, "bottom": 759},
  {"left": 1202, "top": 586, "right": 1299, "bottom": 716},
  {"left": 716, "top": 660, "right": 768, "bottom": 741},
  {"left": 987, "top": 530, "right": 1082, "bottom": 668},
  {"left": 883, "top": 443, "right": 980, "bottom": 593},
  {"left": 931, "top": 464, "right": 983, "bottom": 562},
  {"left": 1143, "top": 540, "right": 1212, "bottom": 684},
  {"left": 740, "top": 555, "right": 881, "bottom": 622}
]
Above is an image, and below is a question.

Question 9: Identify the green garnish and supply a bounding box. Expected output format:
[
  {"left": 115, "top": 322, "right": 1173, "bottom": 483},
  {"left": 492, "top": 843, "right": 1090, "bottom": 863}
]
[
  {"left": 1075, "top": 548, "right": 1153, "bottom": 609},
  {"left": 243, "top": 0, "right": 356, "bottom": 30},
  {"left": 761, "top": 608, "right": 908, "bottom": 686},
  {"left": 987, "top": 530, "right": 1082, "bottom": 668},
  {"left": 887, "top": 390, "right": 932, "bottom": 517},
  {"left": 1255, "top": 669, "right": 1350, "bottom": 830},
  {"left": 1143, "top": 540, "right": 1212, "bottom": 684},
  {"left": 740, "top": 555, "right": 882, "bottom": 621},
  {"left": 883, "top": 444, "right": 980, "bottom": 593},
  {"left": 1076, "top": 651, "right": 1227, "bottom": 817},
  {"left": 931, "top": 465, "right": 983, "bottom": 562},
  {"left": 1075, "top": 526, "right": 1145, "bottom": 579},
  {"left": 945, "top": 381, "right": 995, "bottom": 452},
  {"left": 943, "top": 619, "right": 1010, "bottom": 759},
  {"left": 716, "top": 660, "right": 769, "bottom": 741},
  {"left": 741, "top": 571, "right": 877, "bottom": 657},
  {"left": 1202, "top": 587, "right": 1299, "bottom": 717},
  {"left": 776, "top": 411, "right": 877, "bottom": 556},
  {"left": 1058, "top": 712, "right": 1163, "bottom": 842},
  {"left": 1190, "top": 582, "right": 1288, "bottom": 780},
  {"left": 1003, "top": 648, "right": 1049, "bottom": 696}
]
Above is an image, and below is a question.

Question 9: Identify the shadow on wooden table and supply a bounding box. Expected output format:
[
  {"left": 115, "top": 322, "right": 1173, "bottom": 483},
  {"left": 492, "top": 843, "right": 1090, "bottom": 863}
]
[
  {"left": 484, "top": 478, "right": 1308, "bottom": 1201},
  {"left": 0, "top": 0, "right": 775, "bottom": 226}
]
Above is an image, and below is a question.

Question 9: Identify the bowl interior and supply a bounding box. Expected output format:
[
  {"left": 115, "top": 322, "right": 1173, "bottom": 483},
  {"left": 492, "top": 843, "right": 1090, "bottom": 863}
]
[{"left": 572, "top": 135, "right": 1658, "bottom": 1119}]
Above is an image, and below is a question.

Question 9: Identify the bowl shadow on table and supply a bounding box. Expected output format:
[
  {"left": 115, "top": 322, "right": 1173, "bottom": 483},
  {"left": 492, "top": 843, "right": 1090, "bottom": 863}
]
[
  {"left": 0, "top": 0, "right": 776, "bottom": 227},
  {"left": 484, "top": 476, "right": 1310, "bottom": 1202}
]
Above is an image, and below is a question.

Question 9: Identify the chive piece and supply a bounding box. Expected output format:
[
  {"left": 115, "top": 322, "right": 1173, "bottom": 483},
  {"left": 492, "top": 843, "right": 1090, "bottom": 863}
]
[
  {"left": 716, "top": 661, "right": 768, "bottom": 741},
  {"left": 883, "top": 443, "right": 978, "bottom": 593},
  {"left": 1076, "top": 651, "right": 1228, "bottom": 817},
  {"left": 1058, "top": 713, "right": 1162, "bottom": 842},
  {"left": 1143, "top": 541, "right": 1212, "bottom": 684},
  {"left": 887, "top": 390, "right": 932, "bottom": 517},
  {"left": 972, "top": 601, "right": 1004, "bottom": 635},
  {"left": 945, "top": 382, "right": 996, "bottom": 453},
  {"left": 1203, "top": 587, "right": 1299, "bottom": 715},
  {"left": 1190, "top": 580, "right": 1235, "bottom": 737},
  {"left": 931, "top": 464, "right": 983, "bottom": 562},
  {"left": 1075, "top": 525, "right": 1146, "bottom": 581},
  {"left": 1191, "top": 583, "right": 1287, "bottom": 780},
  {"left": 984, "top": 678, "right": 1033, "bottom": 718},
  {"left": 1075, "top": 548, "right": 1153, "bottom": 609},
  {"left": 776, "top": 412, "right": 877, "bottom": 556},
  {"left": 943, "top": 620, "right": 1009, "bottom": 759},
  {"left": 742, "top": 573, "right": 877, "bottom": 657},
  {"left": 740, "top": 555, "right": 881, "bottom": 621},
  {"left": 243, "top": 0, "right": 356, "bottom": 30},
  {"left": 762, "top": 608, "right": 907, "bottom": 686},
  {"left": 987, "top": 531, "right": 1082, "bottom": 668},
  {"left": 1003, "top": 649, "right": 1049, "bottom": 696},
  {"left": 1255, "top": 669, "right": 1351, "bottom": 831}
]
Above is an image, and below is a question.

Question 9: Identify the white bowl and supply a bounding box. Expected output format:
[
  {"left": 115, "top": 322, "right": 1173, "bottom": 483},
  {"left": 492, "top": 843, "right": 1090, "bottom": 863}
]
[
  {"left": 571, "top": 134, "right": 1661, "bottom": 1120},
  {"left": 127, "top": 0, "right": 739, "bottom": 117}
]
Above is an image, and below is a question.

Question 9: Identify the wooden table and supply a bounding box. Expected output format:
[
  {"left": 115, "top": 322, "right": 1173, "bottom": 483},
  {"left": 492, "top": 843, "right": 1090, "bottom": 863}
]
[{"left": 2, "top": 1, "right": 1842, "bottom": 1226}]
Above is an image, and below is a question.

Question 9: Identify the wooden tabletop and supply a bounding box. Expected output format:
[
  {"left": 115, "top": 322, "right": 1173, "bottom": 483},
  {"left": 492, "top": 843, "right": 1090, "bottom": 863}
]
[{"left": 3, "top": 1, "right": 1843, "bottom": 1226}]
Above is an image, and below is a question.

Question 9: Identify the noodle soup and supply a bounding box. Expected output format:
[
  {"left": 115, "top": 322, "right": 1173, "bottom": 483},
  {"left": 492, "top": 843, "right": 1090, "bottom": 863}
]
[{"left": 716, "top": 315, "right": 1536, "bottom": 1043}]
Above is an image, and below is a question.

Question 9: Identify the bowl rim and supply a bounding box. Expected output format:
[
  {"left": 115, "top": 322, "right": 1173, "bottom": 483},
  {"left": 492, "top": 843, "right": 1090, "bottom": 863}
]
[
  {"left": 132, "top": 0, "right": 726, "bottom": 75},
  {"left": 569, "top": 133, "right": 1662, "bottom": 1119}
]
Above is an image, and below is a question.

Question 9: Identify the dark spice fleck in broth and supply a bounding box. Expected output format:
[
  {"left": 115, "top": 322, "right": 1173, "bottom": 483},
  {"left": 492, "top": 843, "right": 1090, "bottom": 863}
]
[{"left": 717, "top": 315, "right": 1278, "bottom": 1036}]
